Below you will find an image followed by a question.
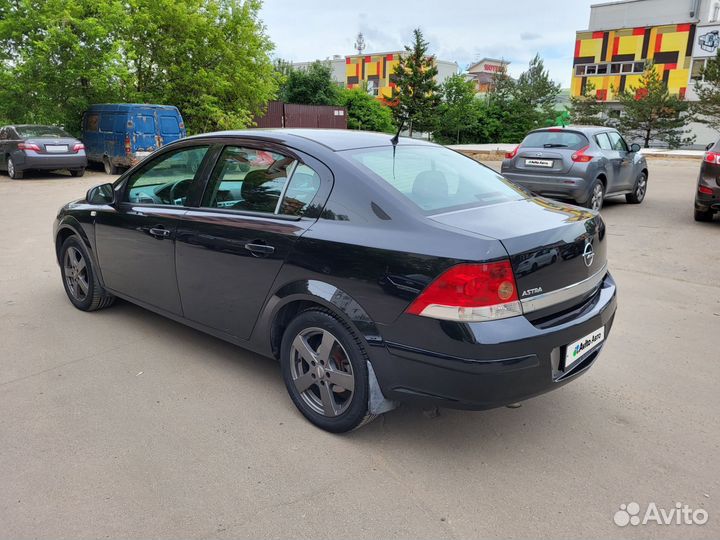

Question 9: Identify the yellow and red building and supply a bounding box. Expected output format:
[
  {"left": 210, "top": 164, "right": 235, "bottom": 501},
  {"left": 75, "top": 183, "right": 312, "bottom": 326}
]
[{"left": 572, "top": 23, "right": 694, "bottom": 101}]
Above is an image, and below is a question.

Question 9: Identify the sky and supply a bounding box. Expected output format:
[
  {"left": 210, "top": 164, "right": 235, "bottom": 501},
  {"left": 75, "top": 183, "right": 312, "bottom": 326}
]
[{"left": 259, "top": 0, "right": 597, "bottom": 89}]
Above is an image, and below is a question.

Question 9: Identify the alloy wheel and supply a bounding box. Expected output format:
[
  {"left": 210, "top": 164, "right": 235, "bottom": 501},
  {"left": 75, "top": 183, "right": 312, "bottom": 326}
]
[
  {"left": 7, "top": 158, "right": 15, "bottom": 177},
  {"left": 289, "top": 327, "right": 355, "bottom": 418},
  {"left": 590, "top": 183, "right": 604, "bottom": 211},
  {"left": 64, "top": 246, "right": 89, "bottom": 301},
  {"left": 635, "top": 174, "right": 647, "bottom": 201}
]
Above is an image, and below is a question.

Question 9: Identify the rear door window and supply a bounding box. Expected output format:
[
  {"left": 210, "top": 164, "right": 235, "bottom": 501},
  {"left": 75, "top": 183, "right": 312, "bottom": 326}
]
[
  {"left": 159, "top": 116, "right": 180, "bottom": 136},
  {"left": 607, "top": 131, "right": 629, "bottom": 152},
  {"left": 522, "top": 131, "right": 588, "bottom": 150},
  {"left": 135, "top": 114, "right": 156, "bottom": 134},
  {"left": 202, "top": 146, "right": 298, "bottom": 214},
  {"left": 595, "top": 133, "right": 613, "bottom": 150}
]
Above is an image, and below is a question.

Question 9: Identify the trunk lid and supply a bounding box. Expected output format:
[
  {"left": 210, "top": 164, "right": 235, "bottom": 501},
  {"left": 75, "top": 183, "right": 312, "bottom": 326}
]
[
  {"left": 26, "top": 137, "right": 79, "bottom": 154},
  {"left": 511, "top": 147, "right": 575, "bottom": 174},
  {"left": 430, "top": 198, "right": 607, "bottom": 313}
]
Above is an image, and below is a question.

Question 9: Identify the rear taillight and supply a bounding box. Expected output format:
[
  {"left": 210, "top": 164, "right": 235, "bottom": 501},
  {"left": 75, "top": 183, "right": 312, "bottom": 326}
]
[
  {"left": 571, "top": 145, "right": 593, "bottom": 163},
  {"left": 125, "top": 135, "right": 131, "bottom": 156},
  {"left": 505, "top": 146, "right": 519, "bottom": 159},
  {"left": 704, "top": 151, "right": 720, "bottom": 164},
  {"left": 72, "top": 143, "right": 85, "bottom": 152},
  {"left": 18, "top": 142, "right": 42, "bottom": 152},
  {"left": 406, "top": 260, "right": 522, "bottom": 322},
  {"left": 698, "top": 185, "right": 714, "bottom": 195}
]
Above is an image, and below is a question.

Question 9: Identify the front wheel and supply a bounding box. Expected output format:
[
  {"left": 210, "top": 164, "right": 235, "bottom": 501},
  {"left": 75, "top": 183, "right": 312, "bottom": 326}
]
[
  {"left": 626, "top": 172, "right": 647, "bottom": 204},
  {"left": 280, "top": 309, "right": 375, "bottom": 432},
  {"left": 585, "top": 179, "right": 604, "bottom": 211},
  {"left": 7, "top": 157, "right": 23, "bottom": 179},
  {"left": 60, "top": 236, "right": 115, "bottom": 311}
]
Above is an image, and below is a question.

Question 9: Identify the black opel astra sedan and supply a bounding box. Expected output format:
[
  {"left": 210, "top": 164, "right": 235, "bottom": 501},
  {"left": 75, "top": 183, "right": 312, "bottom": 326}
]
[{"left": 54, "top": 129, "right": 617, "bottom": 432}]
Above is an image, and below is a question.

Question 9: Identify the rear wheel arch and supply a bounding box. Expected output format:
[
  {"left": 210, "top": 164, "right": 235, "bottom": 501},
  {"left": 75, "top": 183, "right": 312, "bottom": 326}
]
[
  {"left": 264, "top": 281, "right": 380, "bottom": 361},
  {"left": 596, "top": 173, "right": 608, "bottom": 189}
]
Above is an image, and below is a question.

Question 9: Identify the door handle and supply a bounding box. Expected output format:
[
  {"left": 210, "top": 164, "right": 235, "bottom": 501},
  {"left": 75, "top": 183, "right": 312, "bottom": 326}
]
[
  {"left": 148, "top": 226, "right": 171, "bottom": 239},
  {"left": 245, "top": 242, "right": 275, "bottom": 256}
]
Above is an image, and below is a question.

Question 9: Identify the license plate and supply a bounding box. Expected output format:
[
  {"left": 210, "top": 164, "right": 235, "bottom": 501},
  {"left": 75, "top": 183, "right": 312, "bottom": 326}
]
[
  {"left": 525, "top": 158, "right": 553, "bottom": 168},
  {"left": 45, "top": 145, "right": 68, "bottom": 153},
  {"left": 565, "top": 327, "right": 604, "bottom": 370}
]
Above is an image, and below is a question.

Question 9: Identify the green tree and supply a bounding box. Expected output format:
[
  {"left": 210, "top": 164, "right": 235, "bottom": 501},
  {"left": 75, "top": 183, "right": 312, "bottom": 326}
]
[
  {"left": 693, "top": 50, "right": 720, "bottom": 131},
  {"left": 514, "top": 54, "right": 561, "bottom": 130},
  {"left": 278, "top": 61, "right": 340, "bottom": 106},
  {"left": 0, "top": 0, "right": 131, "bottom": 133},
  {"left": 0, "top": 0, "right": 278, "bottom": 134},
  {"left": 434, "top": 74, "right": 477, "bottom": 144},
  {"left": 337, "top": 87, "right": 394, "bottom": 132},
  {"left": 124, "top": 0, "right": 277, "bottom": 132},
  {"left": 387, "top": 28, "right": 441, "bottom": 136},
  {"left": 567, "top": 81, "right": 607, "bottom": 125},
  {"left": 614, "top": 64, "right": 694, "bottom": 148}
]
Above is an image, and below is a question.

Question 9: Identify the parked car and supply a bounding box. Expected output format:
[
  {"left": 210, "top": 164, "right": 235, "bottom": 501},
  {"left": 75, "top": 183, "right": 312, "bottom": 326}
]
[
  {"left": 0, "top": 124, "right": 87, "bottom": 179},
  {"left": 501, "top": 126, "right": 648, "bottom": 211},
  {"left": 695, "top": 140, "right": 720, "bottom": 222},
  {"left": 54, "top": 130, "right": 617, "bottom": 432},
  {"left": 82, "top": 103, "right": 186, "bottom": 175}
]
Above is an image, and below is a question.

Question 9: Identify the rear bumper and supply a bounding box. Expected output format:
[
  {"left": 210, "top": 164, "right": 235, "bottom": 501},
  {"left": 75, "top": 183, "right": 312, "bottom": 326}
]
[
  {"left": 695, "top": 180, "right": 720, "bottom": 212},
  {"left": 502, "top": 171, "right": 591, "bottom": 202},
  {"left": 13, "top": 151, "right": 87, "bottom": 171},
  {"left": 368, "top": 272, "right": 617, "bottom": 410}
]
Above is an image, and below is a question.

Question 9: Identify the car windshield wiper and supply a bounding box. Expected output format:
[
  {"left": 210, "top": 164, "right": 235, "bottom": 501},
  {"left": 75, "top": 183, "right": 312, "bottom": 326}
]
[{"left": 543, "top": 143, "right": 568, "bottom": 148}]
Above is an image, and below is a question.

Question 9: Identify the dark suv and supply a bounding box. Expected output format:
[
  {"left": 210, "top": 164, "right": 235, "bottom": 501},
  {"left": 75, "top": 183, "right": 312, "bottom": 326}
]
[
  {"left": 501, "top": 126, "right": 647, "bottom": 211},
  {"left": 695, "top": 140, "right": 720, "bottom": 222}
]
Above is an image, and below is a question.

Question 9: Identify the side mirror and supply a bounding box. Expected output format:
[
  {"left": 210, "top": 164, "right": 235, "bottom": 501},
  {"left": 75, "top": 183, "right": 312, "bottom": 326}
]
[
  {"left": 706, "top": 142, "right": 714, "bottom": 151},
  {"left": 87, "top": 183, "right": 115, "bottom": 205},
  {"left": 630, "top": 143, "right": 641, "bottom": 153}
]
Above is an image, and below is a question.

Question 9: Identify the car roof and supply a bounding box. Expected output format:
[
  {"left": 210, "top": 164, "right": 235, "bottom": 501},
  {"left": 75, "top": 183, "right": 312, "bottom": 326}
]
[
  {"left": 184, "top": 128, "right": 438, "bottom": 152},
  {"left": 86, "top": 104, "right": 180, "bottom": 111}
]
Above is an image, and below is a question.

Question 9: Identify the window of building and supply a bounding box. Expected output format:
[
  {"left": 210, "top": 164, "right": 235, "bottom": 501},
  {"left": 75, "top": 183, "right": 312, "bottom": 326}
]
[
  {"left": 576, "top": 65, "right": 586, "bottom": 76},
  {"left": 621, "top": 63, "right": 633, "bottom": 73},
  {"left": 711, "top": 1, "right": 720, "bottom": 22},
  {"left": 691, "top": 59, "right": 707, "bottom": 81},
  {"left": 596, "top": 64, "right": 608, "bottom": 75},
  {"left": 586, "top": 65, "right": 597, "bottom": 75}
]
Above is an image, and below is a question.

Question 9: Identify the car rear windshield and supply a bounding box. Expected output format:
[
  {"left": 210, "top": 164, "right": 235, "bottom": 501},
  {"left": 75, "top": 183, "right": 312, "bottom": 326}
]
[
  {"left": 16, "top": 125, "right": 72, "bottom": 138},
  {"left": 342, "top": 145, "right": 525, "bottom": 213},
  {"left": 522, "top": 130, "right": 588, "bottom": 150}
]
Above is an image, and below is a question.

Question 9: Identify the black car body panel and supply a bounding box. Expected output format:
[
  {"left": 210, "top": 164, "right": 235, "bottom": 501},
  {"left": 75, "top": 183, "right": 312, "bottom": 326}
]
[
  {"left": 54, "top": 129, "right": 617, "bottom": 413},
  {"left": 696, "top": 140, "right": 720, "bottom": 217}
]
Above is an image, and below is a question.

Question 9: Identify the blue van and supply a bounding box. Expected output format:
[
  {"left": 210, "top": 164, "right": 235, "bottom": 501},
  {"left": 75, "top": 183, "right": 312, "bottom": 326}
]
[{"left": 82, "top": 104, "right": 186, "bottom": 174}]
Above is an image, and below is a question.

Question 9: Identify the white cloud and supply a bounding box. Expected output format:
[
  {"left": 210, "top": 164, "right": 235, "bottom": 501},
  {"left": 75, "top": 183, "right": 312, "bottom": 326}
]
[{"left": 260, "top": 0, "right": 595, "bottom": 88}]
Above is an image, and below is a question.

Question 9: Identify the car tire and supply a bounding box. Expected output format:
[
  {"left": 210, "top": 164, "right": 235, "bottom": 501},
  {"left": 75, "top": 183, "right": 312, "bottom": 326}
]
[
  {"left": 103, "top": 157, "right": 119, "bottom": 175},
  {"left": 694, "top": 208, "right": 714, "bottom": 222},
  {"left": 280, "top": 308, "right": 375, "bottom": 432},
  {"left": 70, "top": 168, "right": 85, "bottom": 178},
  {"left": 7, "top": 157, "right": 23, "bottom": 179},
  {"left": 585, "top": 179, "right": 604, "bottom": 211},
  {"left": 59, "top": 236, "right": 115, "bottom": 311},
  {"left": 626, "top": 172, "right": 647, "bottom": 204}
]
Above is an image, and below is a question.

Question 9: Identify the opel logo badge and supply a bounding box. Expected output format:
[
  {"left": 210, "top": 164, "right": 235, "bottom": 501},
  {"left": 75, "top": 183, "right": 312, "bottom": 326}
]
[{"left": 583, "top": 242, "right": 595, "bottom": 267}]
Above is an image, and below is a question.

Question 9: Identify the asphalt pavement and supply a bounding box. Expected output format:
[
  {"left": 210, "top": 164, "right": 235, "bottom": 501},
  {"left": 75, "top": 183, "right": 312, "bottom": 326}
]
[{"left": 0, "top": 161, "right": 718, "bottom": 539}]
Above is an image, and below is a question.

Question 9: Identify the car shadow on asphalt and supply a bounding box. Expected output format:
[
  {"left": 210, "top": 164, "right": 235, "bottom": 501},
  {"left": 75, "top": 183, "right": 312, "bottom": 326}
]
[{"left": 93, "top": 298, "right": 577, "bottom": 448}]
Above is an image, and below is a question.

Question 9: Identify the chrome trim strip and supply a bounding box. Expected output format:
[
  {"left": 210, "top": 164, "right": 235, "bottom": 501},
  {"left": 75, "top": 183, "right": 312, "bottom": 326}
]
[{"left": 521, "top": 263, "right": 608, "bottom": 314}]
